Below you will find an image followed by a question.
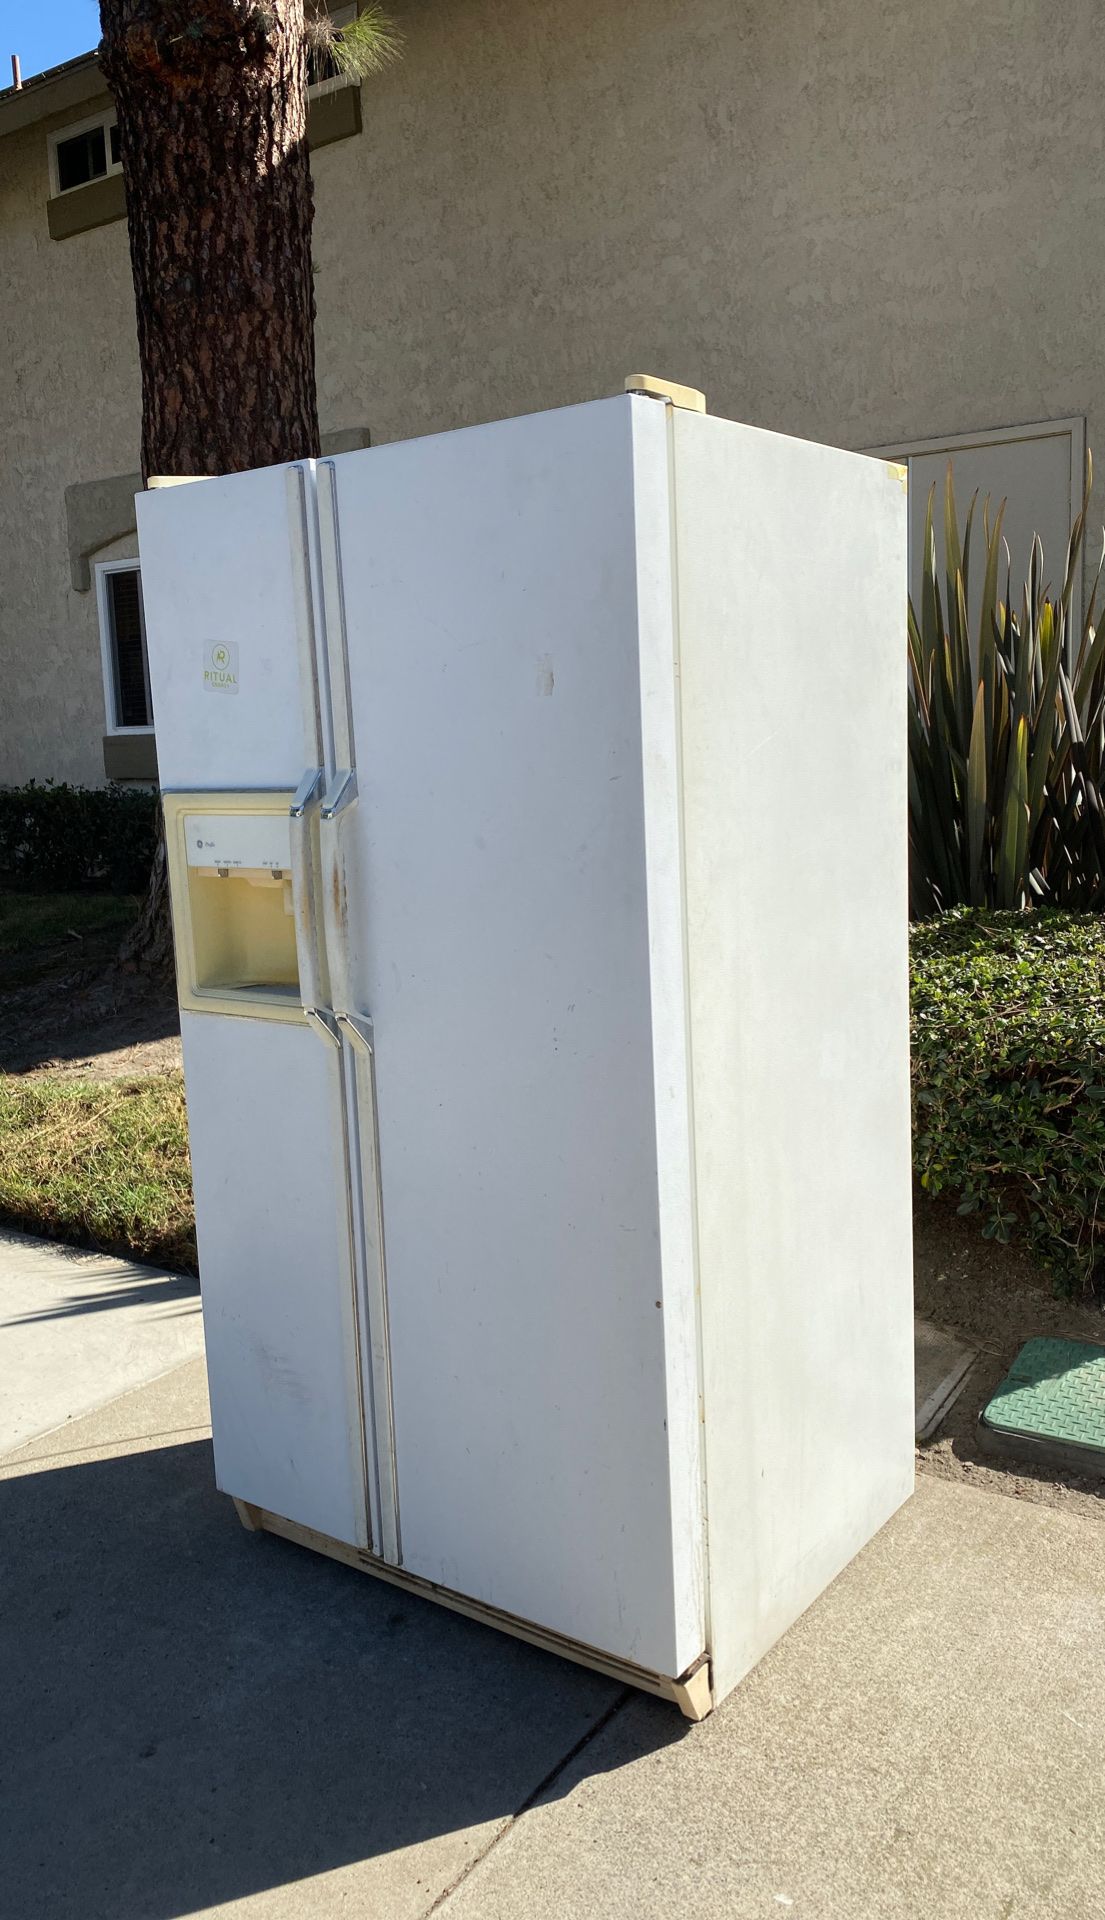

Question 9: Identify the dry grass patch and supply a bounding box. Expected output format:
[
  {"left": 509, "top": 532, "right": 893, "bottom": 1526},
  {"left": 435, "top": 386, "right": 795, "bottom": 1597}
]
[{"left": 0, "top": 1071, "right": 195, "bottom": 1272}]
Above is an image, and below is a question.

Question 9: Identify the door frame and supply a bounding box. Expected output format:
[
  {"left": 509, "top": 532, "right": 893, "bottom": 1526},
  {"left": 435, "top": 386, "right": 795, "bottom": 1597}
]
[{"left": 863, "top": 416, "right": 1088, "bottom": 647}]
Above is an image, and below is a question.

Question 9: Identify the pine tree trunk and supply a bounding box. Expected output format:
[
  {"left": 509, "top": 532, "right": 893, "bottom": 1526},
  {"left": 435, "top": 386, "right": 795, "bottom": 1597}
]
[
  {"left": 116, "top": 834, "right": 176, "bottom": 976},
  {"left": 99, "top": 0, "right": 321, "bottom": 978},
  {"left": 100, "top": 0, "right": 320, "bottom": 479}
]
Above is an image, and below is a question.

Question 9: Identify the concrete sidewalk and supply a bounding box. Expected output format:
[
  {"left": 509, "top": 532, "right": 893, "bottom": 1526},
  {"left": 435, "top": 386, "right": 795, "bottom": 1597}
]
[
  {"left": 2, "top": 1247, "right": 1103, "bottom": 1918},
  {"left": 0, "top": 1227, "right": 202, "bottom": 1452},
  {"left": 442, "top": 1480, "right": 1105, "bottom": 1920}
]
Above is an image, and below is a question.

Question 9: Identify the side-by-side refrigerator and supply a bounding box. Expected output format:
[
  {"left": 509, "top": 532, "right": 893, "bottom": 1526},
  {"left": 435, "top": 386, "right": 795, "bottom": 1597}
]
[{"left": 137, "top": 386, "right": 914, "bottom": 1720}]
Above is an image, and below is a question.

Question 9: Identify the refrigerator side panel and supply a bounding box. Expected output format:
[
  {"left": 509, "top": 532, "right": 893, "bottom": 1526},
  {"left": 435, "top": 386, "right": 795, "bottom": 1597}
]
[
  {"left": 180, "top": 1011, "right": 368, "bottom": 1545},
  {"left": 335, "top": 398, "right": 704, "bottom": 1679},
  {"left": 673, "top": 415, "right": 914, "bottom": 1705},
  {"left": 136, "top": 466, "right": 315, "bottom": 789}
]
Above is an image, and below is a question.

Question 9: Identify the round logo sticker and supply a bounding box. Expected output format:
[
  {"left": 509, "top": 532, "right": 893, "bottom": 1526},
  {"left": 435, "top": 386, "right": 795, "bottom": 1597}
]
[{"left": 203, "top": 640, "right": 239, "bottom": 694}]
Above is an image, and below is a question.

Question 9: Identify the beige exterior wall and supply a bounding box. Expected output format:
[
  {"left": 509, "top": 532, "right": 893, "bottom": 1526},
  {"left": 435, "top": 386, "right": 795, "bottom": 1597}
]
[
  {"left": 0, "top": 93, "right": 140, "bottom": 787},
  {"left": 2, "top": 0, "right": 1102, "bottom": 786}
]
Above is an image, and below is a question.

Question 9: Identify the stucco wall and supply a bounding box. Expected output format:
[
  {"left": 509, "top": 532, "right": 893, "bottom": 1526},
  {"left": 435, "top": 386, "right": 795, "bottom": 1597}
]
[
  {"left": 0, "top": 97, "right": 141, "bottom": 787},
  {"left": 2, "top": 0, "right": 1102, "bottom": 786},
  {"left": 314, "top": 0, "right": 1103, "bottom": 451}
]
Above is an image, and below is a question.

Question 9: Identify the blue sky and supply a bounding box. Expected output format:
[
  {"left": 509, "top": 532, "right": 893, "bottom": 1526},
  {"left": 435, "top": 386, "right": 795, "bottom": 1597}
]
[{"left": 3, "top": 0, "right": 101, "bottom": 81}]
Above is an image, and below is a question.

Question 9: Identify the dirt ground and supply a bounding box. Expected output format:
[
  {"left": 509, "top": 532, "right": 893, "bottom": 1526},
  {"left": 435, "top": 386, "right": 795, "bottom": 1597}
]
[
  {"left": 914, "top": 1193, "right": 1105, "bottom": 1524},
  {"left": 0, "top": 963, "right": 182, "bottom": 1079}
]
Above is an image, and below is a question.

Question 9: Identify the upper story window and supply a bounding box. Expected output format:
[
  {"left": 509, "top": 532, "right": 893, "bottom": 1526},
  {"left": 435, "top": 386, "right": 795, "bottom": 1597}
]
[
  {"left": 49, "top": 109, "right": 121, "bottom": 196},
  {"left": 47, "top": 17, "right": 356, "bottom": 231},
  {"left": 307, "top": 5, "right": 357, "bottom": 95}
]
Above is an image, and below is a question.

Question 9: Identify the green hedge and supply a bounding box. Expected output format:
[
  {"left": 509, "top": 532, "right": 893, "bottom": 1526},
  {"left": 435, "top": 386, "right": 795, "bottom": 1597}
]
[
  {"left": 0, "top": 781, "right": 158, "bottom": 894},
  {"left": 911, "top": 909, "right": 1105, "bottom": 1295}
]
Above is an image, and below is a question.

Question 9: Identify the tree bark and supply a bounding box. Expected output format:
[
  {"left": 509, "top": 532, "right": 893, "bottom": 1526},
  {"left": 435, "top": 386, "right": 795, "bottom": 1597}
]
[
  {"left": 99, "top": 0, "right": 321, "bottom": 978},
  {"left": 116, "top": 833, "right": 177, "bottom": 976},
  {"left": 100, "top": 0, "right": 320, "bottom": 480}
]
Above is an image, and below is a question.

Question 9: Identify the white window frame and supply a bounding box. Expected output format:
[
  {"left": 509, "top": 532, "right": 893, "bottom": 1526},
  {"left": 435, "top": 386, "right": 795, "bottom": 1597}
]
[
  {"left": 49, "top": 22, "right": 352, "bottom": 198},
  {"left": 308, "top": 4, "right": 357, "bottom": 97},
  {"left": 865, "top": 416, "right": 1088, "bottom": 646},
  {"left": 96, "top": 559, "right": 154, "bottom": 737},
  {"left": 48, "top": 107, "right": 122, "bottom": 198}
]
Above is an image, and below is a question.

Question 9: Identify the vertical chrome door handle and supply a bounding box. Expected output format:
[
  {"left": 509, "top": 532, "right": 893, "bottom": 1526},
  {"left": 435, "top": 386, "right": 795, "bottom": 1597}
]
[
  {"left": 320, "top": 773, "right": 399, "bottom": 1561},
  {"left": 313, "top": 467, "right": 400, "bottom": 1566},
  {"left": 289, "top": 768, "right": 338, "bottom": 1046},
  {"left": 319, "top": 769, "right": 359, "bottom": 1023},
  {"left": 335, "top": 1003, "right": 400, "bottom": 1565}
]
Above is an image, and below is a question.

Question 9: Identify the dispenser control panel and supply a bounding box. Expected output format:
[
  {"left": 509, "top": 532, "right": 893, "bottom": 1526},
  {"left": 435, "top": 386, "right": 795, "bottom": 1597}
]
[{"left": 184, "top": 812, "right": 292, "bottom": 874}]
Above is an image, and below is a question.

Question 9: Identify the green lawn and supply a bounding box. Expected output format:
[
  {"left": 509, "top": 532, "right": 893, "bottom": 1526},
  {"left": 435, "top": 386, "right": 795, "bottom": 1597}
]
[{"left": 0, "top": 1072, "right": 195, "bottom": 1272}]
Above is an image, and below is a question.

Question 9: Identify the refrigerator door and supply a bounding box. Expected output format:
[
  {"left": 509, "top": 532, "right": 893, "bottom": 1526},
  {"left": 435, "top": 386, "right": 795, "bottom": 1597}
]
[
  {"left": 181, "top": 1009, "right": 370, "bottom": 1545},
  {"left": 137, "top": 467, "right": 372, "bottom": 1548},
  {"left": 324, "top": 398, "right": 705, "bottom": 1679},
  {"left": 135, "top": 467, "right": 325, "bottom": 794}
]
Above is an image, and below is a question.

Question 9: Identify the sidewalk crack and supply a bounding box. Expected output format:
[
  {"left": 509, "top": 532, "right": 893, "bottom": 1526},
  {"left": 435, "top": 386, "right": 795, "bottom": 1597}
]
[{"left": 424, "top": 1687, "right": 633, "bottom": 1914}]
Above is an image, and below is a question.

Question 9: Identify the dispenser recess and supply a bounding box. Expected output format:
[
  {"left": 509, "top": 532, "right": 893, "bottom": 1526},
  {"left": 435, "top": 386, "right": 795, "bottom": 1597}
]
[{"left": 164, "top": 790, "right": 306, "bottom": 1019}]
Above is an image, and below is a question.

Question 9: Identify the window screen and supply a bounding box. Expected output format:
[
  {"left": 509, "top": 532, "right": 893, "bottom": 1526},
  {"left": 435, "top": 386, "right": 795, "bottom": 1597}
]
[
  {"left": 306, "top": 6, "right": 354, "bottom": 86},
  {"left": 307, "top": 41, "right": 341, "bottom": 85},
  {"left": 56, "top": 125, "right": 108, "bottom": 192},
  {"left": 105, "top": 569, "right": 152, "bottom": 729}
]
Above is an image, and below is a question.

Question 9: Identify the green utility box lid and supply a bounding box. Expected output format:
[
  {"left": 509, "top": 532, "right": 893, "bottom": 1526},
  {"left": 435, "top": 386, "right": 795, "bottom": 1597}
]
[{"left": 979, "top": 1337, "right": 1105, "bottom": 1476}]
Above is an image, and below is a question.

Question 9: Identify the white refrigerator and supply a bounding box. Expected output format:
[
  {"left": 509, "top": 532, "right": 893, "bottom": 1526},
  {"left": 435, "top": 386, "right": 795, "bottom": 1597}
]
[{"left": 137, "top": 386, "right": 914, "bottom": 1720}]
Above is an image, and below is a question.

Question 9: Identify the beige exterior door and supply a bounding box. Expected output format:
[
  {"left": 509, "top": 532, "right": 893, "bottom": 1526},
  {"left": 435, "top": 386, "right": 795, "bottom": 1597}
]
[{"left": 869, "top": 418, "right": 1086, "bottom": 644}]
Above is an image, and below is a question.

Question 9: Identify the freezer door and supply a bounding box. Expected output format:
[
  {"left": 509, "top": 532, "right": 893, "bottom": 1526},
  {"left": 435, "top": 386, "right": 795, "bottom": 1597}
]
[
  {"left": 179, "top": 1012, "right": 370, "bottom": 1546},
  {"left": 135, "top": 464, "right": 324, "bottom": 791},
  {"left": 138, "top": 466, "right": 373, "bottom": 1550},
  {"left": 327, "top": 398, "right": 704, "bottom": 1679}
]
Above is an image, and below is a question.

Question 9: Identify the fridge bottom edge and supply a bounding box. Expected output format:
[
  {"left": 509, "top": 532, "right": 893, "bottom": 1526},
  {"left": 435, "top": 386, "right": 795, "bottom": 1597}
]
[{"left": 230, "top": 1495, "right": 713, "bottom": 1722}]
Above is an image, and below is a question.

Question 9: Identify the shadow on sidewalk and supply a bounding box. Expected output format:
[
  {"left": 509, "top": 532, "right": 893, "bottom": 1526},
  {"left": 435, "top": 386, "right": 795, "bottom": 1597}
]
[
  {"left": 1, "top": 1266, "right": 199, "bottom": 1327},
  {"left": 1, "top": 1434, "right": 686, "bottom": 1918}
]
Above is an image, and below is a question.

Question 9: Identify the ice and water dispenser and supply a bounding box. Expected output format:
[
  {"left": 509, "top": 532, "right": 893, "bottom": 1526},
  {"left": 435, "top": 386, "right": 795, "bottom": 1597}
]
[{"left": 163, "top": 791, "right": 308, "bottom": 1021}]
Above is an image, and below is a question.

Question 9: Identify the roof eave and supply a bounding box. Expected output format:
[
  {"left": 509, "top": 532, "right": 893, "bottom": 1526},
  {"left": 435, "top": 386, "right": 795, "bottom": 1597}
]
[{"left": 0, "top": 53, "right": 107, "bottom": 137}]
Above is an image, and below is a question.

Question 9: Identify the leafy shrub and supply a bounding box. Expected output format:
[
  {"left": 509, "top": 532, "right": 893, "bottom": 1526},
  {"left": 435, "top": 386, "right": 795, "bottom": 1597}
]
[
  {"left": 0, "top": 780, "right": 158, "bottom": 893},
  {"left": 908, "top": 462, "right": 1105, "bottom": 915},
  {"left": 911, "top": 909, "right": 1105, "bottom": 1294}
]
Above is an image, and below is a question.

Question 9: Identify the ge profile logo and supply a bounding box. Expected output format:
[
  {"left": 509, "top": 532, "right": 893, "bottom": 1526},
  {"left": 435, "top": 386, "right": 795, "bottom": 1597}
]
[{"left": 203, "top": 638, "right": 239, "bottom": 696}]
